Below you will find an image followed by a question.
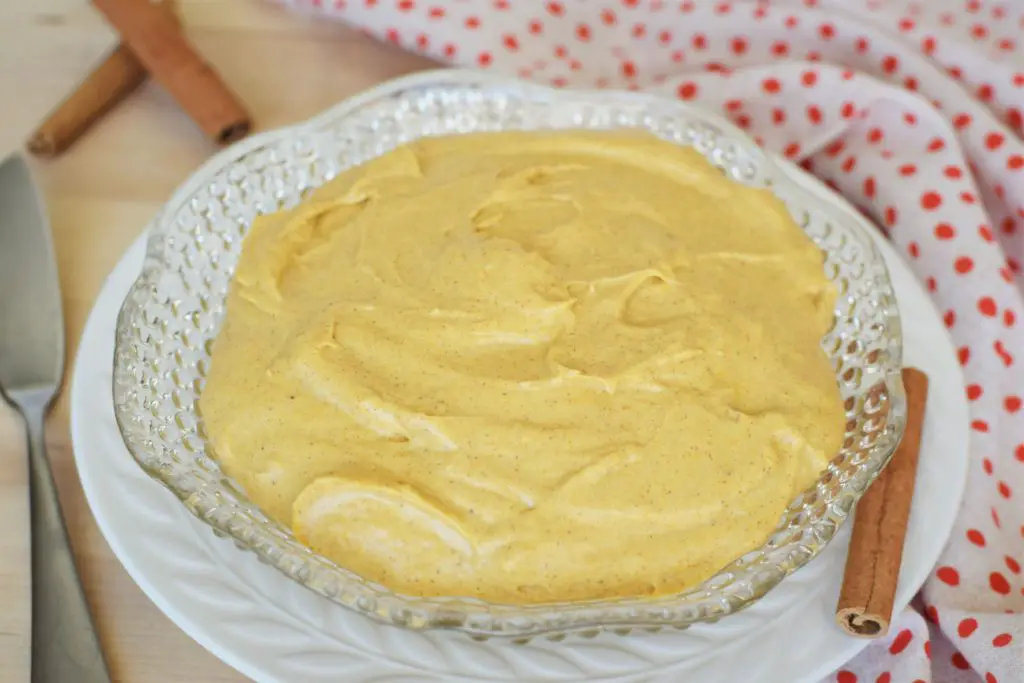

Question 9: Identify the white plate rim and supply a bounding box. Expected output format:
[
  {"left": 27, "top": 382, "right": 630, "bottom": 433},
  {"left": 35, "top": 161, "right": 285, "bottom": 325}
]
[{"left": 69, "top": 78, "right": 969, "bottom": 683}]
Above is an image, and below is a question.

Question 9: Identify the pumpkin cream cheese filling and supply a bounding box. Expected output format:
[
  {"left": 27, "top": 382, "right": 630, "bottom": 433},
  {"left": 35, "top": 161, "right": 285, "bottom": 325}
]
[{"left": 199, "top": 130, "right": 845, "bottom": 604}]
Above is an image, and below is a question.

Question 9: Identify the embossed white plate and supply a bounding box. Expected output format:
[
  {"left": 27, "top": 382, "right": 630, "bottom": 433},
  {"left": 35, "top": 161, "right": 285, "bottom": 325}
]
[{"left": 71, "top": 144, "right": 968, "bottom": 682}]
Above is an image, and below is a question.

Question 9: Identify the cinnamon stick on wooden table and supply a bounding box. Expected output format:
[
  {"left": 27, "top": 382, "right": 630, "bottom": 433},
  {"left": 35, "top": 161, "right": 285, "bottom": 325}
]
[
  {"left": 27, "top": 1, "right": 182, "bottom": 158},
  {"left": 836, "top": 368, "right": 929, "bottom": 638},
  {"left": 92, "top": 0, "right": 251, "bottom": 145},
  {"left": 27, "top": 43, "right": 150, "bottom": 158}
]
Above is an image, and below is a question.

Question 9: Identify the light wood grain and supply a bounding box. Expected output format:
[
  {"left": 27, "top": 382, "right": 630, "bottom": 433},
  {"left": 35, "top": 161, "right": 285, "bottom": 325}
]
[{"left": 0, "top": 1, "right": 433, "bottom": 680}]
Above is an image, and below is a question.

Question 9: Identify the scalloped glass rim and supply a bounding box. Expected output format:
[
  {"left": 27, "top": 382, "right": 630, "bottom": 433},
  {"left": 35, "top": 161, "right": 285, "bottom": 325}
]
[{"left": 112, "top": 69, "right": 906, "bottom": 639}]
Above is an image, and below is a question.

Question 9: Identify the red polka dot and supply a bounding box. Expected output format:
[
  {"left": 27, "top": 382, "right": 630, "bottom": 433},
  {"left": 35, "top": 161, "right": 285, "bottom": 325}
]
[
  {"left": 825, "top": 140, "right": 844, "bottom": 157},
  {"left": 1002, "top": 217, "right": 1017, "bottom": 234},
  {"left": 762, "top": 78, "right": 781, "bottom": 94},
  {"left": 546, "top": 1, "right": 564, "bottom": 16},
  {"left": 984, "top": 457, "right": 993, "bottom": 474},
  {"left": 990, "top": 572, "right": 1011, "bottom": 594},
  {"left": 998, "top": 480, "right": 1012, "bottom": 498},
  {"left": 904, "top": 76, "right": 918, "bottom": 91},
  {"left": 1009, "top": 155, "right": 1024, "bottom": 170},
  {"left": 477, "top": 51, "right": 493, "bottom": 66},
  {"left": 921, "top": 191, "right": 942, "bottom": 210},
  {"left": 996, "top": 340, "right": 1014, "bottom": 366},
  {"left": 819, "top": 23, "right": 835, "bottom": 40},
  {"left": 784, "top": 143, "right": 801, "bottom": 159},
  {"left": 973, "top": 419, "right": 990, "bottom": 432},
  {"left": 1005, "top": 309, "right": 1016, "bottom": 327},
  {"left": 864, "top": 177, "right": 876, "bottom": 199},
  {"left": 772, "top": 108, "right": 786, "bottom": 125},
  {"left": 980, "top": 225, "right": 995, "bottom": 242},
  {"left": 841, "top": 156, "right": 856, "bottom": 173},
  {"left": 730, "top": 36, "right": 748, "bottom": 55},
  {"left": 867, "top": 127, "right": 883, "bottom": 143},
  {"left": 840, "top": 102, "right": 856, "bottom": 118},
  {"left": 620, "top": 60, "right": 636, "bottom": 78},
  {"left": 958, "top": 346, "right": 971, "bottom": 365},
  {"left": 994, "top": 507, "right": 1003, "bottom": 527},
  {"left": 1017, "top": 444, "right": 1024, "bottom": 462},
  {"left": 960, "top": 191, "right": 977, "bottom": 204},
  {"left": 875, "top": 674, "right": 890, "bottom": 683},
  {"left": 802, "top": 70, "right": 818, "bottom": 86},
  {"left": 677, "top": 82, "right": 699, "bottom": 100},
  {"left": 952, "top": 652, "right": 970, "bottom": 669},
  {"left": 899, "top": 164, "right": 917, "bottom": 176},
  {"left": 807, "top": 105, "right": 823, "bottom": 124},
  {"left": 692, "top": 33, "right": 707, "bottom": 49},
  {"left": 993, "top": 633, "right": 1013, "bottom": 646},
  {"left": 600, "top": 8, "right": 616, "bottom": 25},
  {"left": 928, "top": 137, "right": 946, "bottom": 152},
  {"left": 986, "top": 132, "right": 1005, "bottom": 150},
  {"left": 937, "top": 566, "right": 960, "bottom": 585},
  {"left": 955, "top": 257, "right": 975, "bottom": 274},
  {"left": 908, "top": 242, "right": 919, "bottom": 258},
  {"left": 884, "top": 206, "right": 898, "bottom": 226},
  {"left": 986, "top": 674, "right": 998, "bottom": 683},
  {"left": 856, "top": 36, "right": 870, "bottom": 53},
  {"left": 771, "top": 41, "right": 789, "bottom": 57},
  {"left": 944, "top": 165, "right": 962, "bottom": 179},
  {"left": 967, "top": 384, "right": 983, "bottom": 400},
  {"left": 958, "top": 617, "right": 979, "bottom": 637},
  {"left": 934, "top": 223, "right": 955, "bottom": 239},
  {"left": 884, "top": 627, "right": 911, "bottom": 654},
  {"left": 967, "top": 529, "right": 986, "bottom": 546},
  {"left": 882, "top": 55, "right": 899, "bottom": 73},
  {"left": 944, "top": 309, "right": 956, "bottom": 328},
  {"left": 925, "top": 604, "right": 939, "bottom": 623},
  {"left": 953, "top": 113, "right": 971, "bottom": 129},
  {"left": 1006, "top": 556, "right": 1021, "bottom": 574},
  {"left": 1006, "top": 396, "right": 1022, "bottom": 412},
  {"left": 575, "top": 23, "right": 592, "bottom": 41},
  {"left": 836, "top": 672, "right": 857, "bottom": 683},
  {"left": 979, "top": 297, "right": 998, "bottom": 316}
]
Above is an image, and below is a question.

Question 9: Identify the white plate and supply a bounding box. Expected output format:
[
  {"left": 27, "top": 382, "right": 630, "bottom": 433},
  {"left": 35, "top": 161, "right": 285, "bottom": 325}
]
[{"left": 72, "top": 149, "right": 967, "bottom": 682}]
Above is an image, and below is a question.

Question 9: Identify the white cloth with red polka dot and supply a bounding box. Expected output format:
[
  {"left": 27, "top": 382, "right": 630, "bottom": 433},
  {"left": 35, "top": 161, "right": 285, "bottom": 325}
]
[{"left": 270, "top": 1, "right": 1024, "bottom": 681}]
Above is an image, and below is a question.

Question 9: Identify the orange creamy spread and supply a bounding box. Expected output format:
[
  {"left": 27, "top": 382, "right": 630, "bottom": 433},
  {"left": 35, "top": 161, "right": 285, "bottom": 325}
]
[{"left": 199, "top": 130, "right": 845, "bottom": 603}]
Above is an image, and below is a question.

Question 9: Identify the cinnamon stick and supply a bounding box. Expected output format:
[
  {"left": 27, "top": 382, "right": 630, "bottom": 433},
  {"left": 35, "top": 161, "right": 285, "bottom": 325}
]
[
  {"left": 836, "top": 368, "right": 929, "bottom": 638},
  {"left": 91, "top": 0, "right": 251, "bottom": 145},
  {"left": 27, "top": 2, "right": 180, "bottom": 158}
]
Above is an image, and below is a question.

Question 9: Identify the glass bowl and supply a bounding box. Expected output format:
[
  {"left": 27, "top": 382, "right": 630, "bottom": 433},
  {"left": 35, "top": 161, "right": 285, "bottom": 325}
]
[{"left": 112, "top": 70, "right": 905, "bottom": 639}]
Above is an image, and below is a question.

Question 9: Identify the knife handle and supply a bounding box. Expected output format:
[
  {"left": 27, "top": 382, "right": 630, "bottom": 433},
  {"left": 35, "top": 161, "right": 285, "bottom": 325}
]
[{"left": 20, "top": 391, "right": 112, "bottom": 683}]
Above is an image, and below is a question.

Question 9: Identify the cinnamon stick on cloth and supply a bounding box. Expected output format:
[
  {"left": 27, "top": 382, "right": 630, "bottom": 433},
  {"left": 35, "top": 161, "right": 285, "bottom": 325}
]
[
  {"left": 91, "top": 0, "right": 251, "bottom": 145},
  {"left": 27, "top": 2, "right": 180, "bottom": 158},
  {"left": 836, "top": 368, "right": 929, "bottom": 638}
]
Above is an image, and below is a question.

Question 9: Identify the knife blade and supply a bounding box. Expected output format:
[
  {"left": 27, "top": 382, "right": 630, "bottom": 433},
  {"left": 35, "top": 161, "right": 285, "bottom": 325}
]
[
  {"left": 0, "top": 152, "right": 112, "bottom": 683},
  {"left": 0, "top": 153, "right": 63, "bottom": 390}
]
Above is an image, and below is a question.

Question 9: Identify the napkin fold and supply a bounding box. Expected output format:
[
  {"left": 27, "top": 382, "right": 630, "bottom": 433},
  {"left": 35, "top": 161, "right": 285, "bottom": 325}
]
[{"left": 271, "top": 1, "right": 1024, "bottom": 681}]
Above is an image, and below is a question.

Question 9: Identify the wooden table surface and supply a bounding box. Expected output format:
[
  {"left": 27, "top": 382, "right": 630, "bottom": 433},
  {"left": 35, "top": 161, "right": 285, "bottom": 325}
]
[{"left": 0, "top": 1, "right": 432, "bottom": 680}]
